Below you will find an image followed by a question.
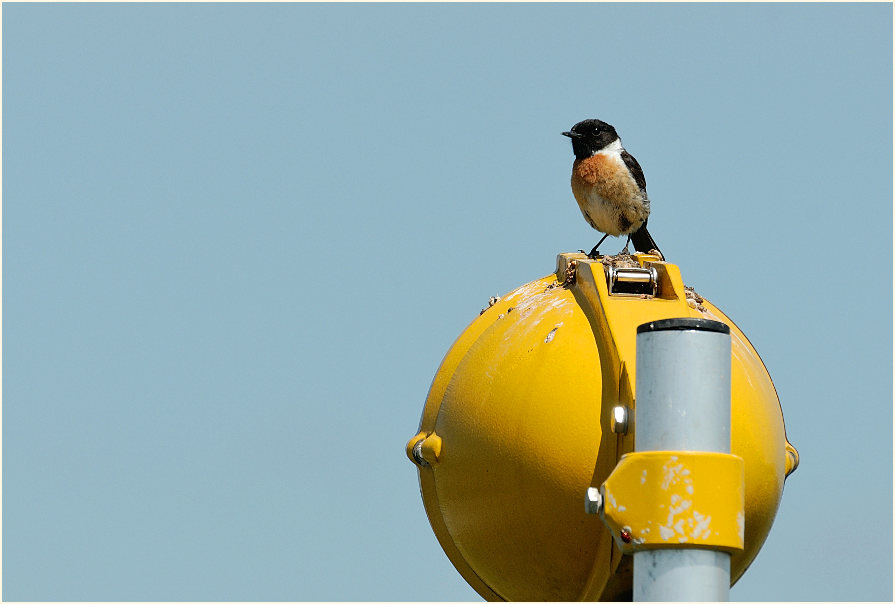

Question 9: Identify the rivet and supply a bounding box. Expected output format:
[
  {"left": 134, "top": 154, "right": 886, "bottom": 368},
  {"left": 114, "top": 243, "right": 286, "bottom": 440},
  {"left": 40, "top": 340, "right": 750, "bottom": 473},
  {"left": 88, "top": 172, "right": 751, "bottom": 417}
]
[{"left": 411, "top": 440, "right": 429, "bottom": 467}]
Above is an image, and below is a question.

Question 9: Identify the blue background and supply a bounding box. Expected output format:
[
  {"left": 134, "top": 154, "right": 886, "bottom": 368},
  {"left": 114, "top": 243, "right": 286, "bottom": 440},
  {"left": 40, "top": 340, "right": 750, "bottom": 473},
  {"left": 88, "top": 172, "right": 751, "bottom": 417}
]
[{"left": 3, "top": 3, "right": 892, "bottom": 601}]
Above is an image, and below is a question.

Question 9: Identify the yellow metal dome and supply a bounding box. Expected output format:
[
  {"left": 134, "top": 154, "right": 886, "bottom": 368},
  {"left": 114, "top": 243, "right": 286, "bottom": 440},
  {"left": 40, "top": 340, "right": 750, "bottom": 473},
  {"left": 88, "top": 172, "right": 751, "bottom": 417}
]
[{"left": 407, "top": 252, "right": 798, "bottom": 601}]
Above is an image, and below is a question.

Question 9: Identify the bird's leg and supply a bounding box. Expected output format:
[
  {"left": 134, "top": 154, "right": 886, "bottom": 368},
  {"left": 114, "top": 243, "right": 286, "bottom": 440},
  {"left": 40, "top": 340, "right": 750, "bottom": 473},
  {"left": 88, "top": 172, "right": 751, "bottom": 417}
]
[
  {"left": 620, "top": 235, "right": 632, "bottom": 255},
  {"left": 586, "top": 233, "right": 611, "bottom": 259}
]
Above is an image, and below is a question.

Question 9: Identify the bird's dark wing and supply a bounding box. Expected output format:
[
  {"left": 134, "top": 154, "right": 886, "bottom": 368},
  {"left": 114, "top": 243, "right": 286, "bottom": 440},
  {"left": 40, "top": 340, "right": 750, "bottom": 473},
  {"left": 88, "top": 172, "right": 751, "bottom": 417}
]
[
  {"left": 629, "top": 220, "right": 663, "bottom": 259},
  {"left": 622, "top": 150, "right": 660, "bottom": 257},
  {"left": 620, "top": 150, "right": 647, "bottom": 192}
]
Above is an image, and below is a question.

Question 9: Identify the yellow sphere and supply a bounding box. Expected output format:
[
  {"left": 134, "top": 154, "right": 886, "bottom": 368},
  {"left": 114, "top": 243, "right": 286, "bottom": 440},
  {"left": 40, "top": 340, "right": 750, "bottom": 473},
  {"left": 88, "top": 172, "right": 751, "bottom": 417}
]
[{"left": 407, "top": 253, "right": 798, "bottom": 601}]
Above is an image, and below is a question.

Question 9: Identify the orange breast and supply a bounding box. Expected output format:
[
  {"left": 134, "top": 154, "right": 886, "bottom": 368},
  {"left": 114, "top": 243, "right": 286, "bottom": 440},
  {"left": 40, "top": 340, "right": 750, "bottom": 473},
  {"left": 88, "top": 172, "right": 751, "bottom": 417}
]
[
  {"left": 572, "top": 155, "right": 639, "bottom": 203},
  {"left": 573, "top": 154, "right": 615, "bottom": 186},
  {"left": 570, "top": 155, "right": 648, "bottom": 236}
]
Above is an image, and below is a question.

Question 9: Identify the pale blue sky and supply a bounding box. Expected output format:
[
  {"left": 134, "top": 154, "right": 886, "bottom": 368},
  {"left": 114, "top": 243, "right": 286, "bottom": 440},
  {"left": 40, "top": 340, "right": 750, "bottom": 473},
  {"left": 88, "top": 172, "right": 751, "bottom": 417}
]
[{"left": 3, "top": 3, "right": 891, "bottom": 601}]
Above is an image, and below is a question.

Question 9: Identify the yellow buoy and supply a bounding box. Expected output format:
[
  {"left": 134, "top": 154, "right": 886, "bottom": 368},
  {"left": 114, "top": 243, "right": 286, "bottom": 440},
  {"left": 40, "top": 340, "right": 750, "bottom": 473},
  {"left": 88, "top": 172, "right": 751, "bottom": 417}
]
[{"left": 407, "top": 252, "right": 797, "bottom": 601}]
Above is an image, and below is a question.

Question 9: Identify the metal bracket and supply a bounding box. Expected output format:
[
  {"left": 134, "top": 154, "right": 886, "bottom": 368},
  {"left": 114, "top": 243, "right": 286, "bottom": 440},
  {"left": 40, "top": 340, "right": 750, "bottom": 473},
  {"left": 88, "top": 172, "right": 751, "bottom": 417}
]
[{"left": 597, "top": 451, "right": 745, "bottom": 554}]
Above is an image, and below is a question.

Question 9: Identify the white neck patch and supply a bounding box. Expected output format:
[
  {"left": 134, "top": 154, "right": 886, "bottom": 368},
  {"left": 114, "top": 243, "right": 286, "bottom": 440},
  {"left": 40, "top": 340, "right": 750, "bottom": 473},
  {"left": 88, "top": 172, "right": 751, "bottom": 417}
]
[{"left": 600, "top": 138, "right": 623, "bottom": 154}]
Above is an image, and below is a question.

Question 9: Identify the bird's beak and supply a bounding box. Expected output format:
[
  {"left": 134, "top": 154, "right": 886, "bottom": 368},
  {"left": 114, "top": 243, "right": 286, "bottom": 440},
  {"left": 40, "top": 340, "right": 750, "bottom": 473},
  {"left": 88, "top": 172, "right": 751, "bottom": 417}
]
[{"left": 562, "top": 131, "right": 582, "bottom": 138}]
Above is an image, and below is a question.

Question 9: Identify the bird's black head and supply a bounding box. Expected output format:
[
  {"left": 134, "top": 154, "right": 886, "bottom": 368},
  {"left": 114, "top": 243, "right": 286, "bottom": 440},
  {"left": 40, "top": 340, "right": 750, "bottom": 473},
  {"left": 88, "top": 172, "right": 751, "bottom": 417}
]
[{"left": 562, "top": 119, "right": 620, "bottom": 160}]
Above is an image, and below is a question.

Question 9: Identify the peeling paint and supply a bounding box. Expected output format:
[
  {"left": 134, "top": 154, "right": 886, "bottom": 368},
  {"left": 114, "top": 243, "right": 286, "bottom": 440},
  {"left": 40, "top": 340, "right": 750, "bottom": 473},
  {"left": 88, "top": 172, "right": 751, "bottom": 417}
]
[
  {"left": 601, "top": 452, "right": 745, "bottom": 553},
  {"left": 661, "top": 460, "right": 685, "bottom": 490},
  {"left": 660, "top": 494, "right": 695, "bottom": 542},
  {"left": 606, "top": 491, "right": 617, "bottom": 511},
  {"left": 691, "top": 511, "right": 712, "bottom": 539}
]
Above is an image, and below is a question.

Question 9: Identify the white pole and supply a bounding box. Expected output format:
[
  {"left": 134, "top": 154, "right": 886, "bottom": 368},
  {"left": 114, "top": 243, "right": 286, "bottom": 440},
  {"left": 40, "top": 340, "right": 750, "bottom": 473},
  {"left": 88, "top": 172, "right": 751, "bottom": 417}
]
[{"left": 634, "top": 318, "right": 732, "bottom": 602}]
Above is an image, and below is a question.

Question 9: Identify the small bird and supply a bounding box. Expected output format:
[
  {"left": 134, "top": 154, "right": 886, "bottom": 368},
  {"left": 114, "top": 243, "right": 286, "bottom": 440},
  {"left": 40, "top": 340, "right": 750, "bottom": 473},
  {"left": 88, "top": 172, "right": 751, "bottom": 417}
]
[{"left": 562, "top": 119, "right": 663, "bottom": 259}]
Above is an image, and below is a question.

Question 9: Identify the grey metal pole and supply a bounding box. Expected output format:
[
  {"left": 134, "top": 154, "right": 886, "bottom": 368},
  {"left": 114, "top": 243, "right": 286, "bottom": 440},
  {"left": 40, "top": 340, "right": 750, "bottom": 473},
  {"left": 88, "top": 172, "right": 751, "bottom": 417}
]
[{"left": 633, "top": 318, "right": 732, "bottom": 602}]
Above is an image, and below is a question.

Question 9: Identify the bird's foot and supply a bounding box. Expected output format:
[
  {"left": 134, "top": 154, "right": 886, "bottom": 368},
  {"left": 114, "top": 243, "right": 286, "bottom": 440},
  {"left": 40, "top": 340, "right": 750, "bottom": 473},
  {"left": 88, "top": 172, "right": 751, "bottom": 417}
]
[
  {"left": 583, "top": 245, "right": 603, "bottom": 260},
  {"left": 583, "top": 233, "right": 611, "bottom": 259}
]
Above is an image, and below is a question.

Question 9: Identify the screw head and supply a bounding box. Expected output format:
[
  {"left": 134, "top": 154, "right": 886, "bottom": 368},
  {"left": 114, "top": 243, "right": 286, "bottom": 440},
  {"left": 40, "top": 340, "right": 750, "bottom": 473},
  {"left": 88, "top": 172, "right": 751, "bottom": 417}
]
[
  {"left": 584, "top": 487, "right": 603, "bottom": 514},
  {"left": 611, "top": 405, "right": 629, "bottom": 434}
]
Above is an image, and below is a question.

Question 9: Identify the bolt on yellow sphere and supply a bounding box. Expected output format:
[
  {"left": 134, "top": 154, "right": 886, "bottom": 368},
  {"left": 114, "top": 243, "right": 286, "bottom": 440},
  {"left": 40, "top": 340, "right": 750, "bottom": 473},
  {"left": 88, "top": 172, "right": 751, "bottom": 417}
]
[{"left": 407, "top": 252, "right": 798, "bottom": 602}]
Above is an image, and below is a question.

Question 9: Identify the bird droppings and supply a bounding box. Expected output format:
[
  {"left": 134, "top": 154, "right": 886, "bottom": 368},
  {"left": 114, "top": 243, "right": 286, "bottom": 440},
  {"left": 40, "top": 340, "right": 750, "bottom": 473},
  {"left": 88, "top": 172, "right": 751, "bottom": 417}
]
[
  {"left": 684, "top": 286, "right": 707, "bottom": 313},
  {"left": 544, "top": 323, "right": 563, "bottom": 343},
  {"left": 480, "top": 295, "right": 501, "bottom": 315},
  {"left": 481, "top": 278, "right": 576, "bottom": 352}
]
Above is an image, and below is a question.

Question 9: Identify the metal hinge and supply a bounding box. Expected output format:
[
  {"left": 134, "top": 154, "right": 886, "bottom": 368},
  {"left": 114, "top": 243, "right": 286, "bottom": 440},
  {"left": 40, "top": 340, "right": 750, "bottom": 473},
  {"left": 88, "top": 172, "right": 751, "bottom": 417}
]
[{"left": 606, "top": 265, "right": 658, "bottom": 297}]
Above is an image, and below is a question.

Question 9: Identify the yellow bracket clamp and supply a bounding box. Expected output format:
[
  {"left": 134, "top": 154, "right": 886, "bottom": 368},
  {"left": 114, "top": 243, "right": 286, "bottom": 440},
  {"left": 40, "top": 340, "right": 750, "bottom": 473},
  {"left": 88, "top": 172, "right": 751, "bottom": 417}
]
[{"left": 599, "top": 451, "right": 745, "bottom": 554}]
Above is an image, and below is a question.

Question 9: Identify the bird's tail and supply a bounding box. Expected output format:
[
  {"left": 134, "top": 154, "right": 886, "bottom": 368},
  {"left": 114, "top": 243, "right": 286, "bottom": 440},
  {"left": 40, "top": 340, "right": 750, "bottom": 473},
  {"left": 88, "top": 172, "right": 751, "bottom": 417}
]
[{"left": 629, "top": 221, "right": 663, "bottom": 259}]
